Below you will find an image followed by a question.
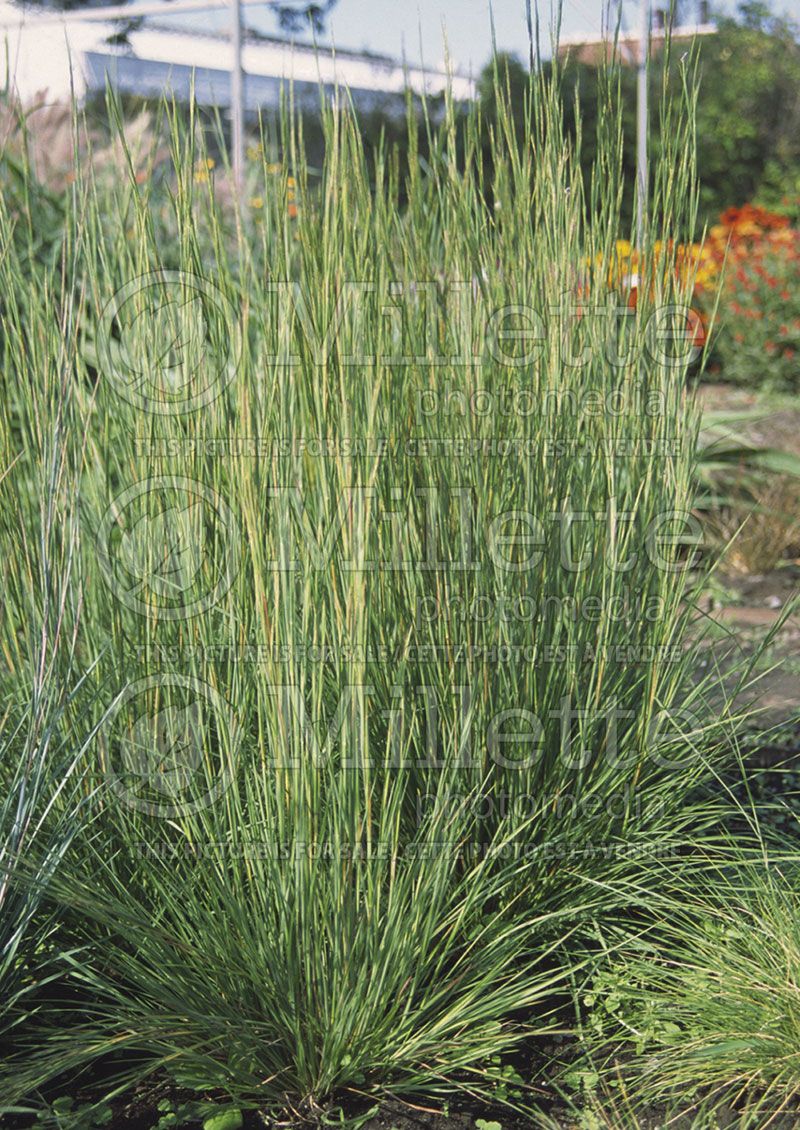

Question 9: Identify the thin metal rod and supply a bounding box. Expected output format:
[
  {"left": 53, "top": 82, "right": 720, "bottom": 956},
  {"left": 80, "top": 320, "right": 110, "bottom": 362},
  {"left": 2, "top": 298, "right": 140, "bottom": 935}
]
[
  {"left": 636, "top": 0, "right": 649, "bottom": 247},
  {"left": 230, "top": 0, "right": 244, "bottom": 190}
]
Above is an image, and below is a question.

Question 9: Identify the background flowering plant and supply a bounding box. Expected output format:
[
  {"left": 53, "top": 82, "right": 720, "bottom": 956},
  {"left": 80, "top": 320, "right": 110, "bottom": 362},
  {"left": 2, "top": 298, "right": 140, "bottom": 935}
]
[
  {"left": 695, "top": 201, "right": 800, "bottom": 391},
  {"left": 593, "top": 205, "right": 799, "bottom": 386}
]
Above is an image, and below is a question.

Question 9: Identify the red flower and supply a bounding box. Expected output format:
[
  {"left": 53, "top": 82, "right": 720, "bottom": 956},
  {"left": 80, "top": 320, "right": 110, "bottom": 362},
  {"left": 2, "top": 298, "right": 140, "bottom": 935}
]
[{"left": 687, "top": 309, "right": 706, "bottom": 347}]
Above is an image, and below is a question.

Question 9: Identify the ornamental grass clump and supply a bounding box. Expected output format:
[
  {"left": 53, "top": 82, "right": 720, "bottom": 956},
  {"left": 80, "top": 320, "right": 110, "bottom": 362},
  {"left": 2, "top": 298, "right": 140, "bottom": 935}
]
[{"left": 0, "top": 51, "right": 741, "bottom": 1116}]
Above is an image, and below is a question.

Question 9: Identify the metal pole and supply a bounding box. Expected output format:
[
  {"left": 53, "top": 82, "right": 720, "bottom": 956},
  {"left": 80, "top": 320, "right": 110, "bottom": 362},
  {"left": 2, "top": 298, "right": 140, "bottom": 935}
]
[
  {"left": 0, "top": 0, "right": 270, "bottom": 25},
  {"left": 636, "top": 0, "right": 649, "bottom": 247},
  {"left": 230, "top": 0, "right": 244, "bottom": 190}
]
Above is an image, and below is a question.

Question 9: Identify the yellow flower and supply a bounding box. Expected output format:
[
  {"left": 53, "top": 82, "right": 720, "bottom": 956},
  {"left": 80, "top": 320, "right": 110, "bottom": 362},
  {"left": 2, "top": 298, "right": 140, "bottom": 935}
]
[
  {"left": 615, "top": 239, "right": 632, "bottom": 257},
  {"left": 250, "top": 196, "right": 264, "bottom": 210},
  {"left": 695, "top": 266, "right": 716, "bottom": 287},
  {"left": 286, "top": 175, "right": 296, "bottom": 188},
  {"left": 193, "top": 156, "right": 214, "bottom": 183},
  {"left": 266, "top": 162, "right": 282, "bottom": 175}
]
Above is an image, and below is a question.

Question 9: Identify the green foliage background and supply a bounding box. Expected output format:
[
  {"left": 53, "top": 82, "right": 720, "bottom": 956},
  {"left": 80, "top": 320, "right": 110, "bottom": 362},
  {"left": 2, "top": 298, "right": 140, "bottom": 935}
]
[{"left": 474, "top": 2, "right": 800, "bottom": 230}]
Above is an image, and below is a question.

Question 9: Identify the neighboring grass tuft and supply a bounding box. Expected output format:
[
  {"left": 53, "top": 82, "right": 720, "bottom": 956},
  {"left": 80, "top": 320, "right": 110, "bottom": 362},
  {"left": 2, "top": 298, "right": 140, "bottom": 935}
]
[{"left": 568, "top": 852, "right": 800, "bottom": 1127}]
